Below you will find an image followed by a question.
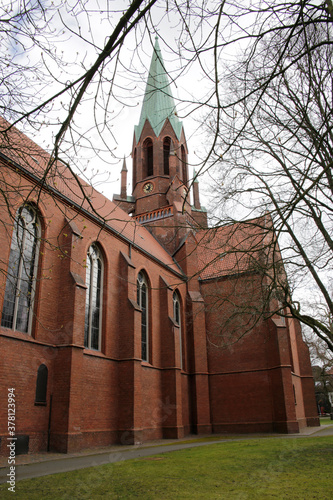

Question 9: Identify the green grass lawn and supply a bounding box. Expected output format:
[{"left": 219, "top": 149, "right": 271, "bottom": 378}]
[
  {"left": 1, "top": 436, "right": 333, "bottom": 499},
  {"left": 320, "top": 417, "right": 333, "bottom": 425}
]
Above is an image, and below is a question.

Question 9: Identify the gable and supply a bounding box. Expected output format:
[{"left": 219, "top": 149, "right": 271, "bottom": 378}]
[{"left": 196, "top": 219, "right": 271, "bottom": 280}]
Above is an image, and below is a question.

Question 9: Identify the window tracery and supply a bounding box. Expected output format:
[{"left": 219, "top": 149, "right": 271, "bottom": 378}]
[
  {"left": 84, "top": 244, "right": 103, "bottom": 350},
  {"left": 137, "top": 271, "right": 149, "bottom": 361},
  {"left": 1, "top": 205, "right": 40, "bottom": 334}
]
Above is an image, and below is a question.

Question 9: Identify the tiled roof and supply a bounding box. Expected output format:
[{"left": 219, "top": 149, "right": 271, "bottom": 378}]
[
  {"left": 0, "top": 117, "right": 183, "bottom": 276},
  {"left": 196, "top": 219, "right": 270, "bottom": 281},
  {"left": 134, "top": 37, "right": 183, "bottom": 143}
]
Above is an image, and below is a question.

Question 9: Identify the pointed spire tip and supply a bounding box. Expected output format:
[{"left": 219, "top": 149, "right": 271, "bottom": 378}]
[
  {"left": 134, "top": 39, "right": 183, "bottom": 142},
  {"left": 121, "top": 157, "right": 127, "bottom": 172}
]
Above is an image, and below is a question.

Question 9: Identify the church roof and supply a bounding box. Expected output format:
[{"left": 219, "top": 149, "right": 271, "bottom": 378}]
[
  {"left": 196, "top": 220, "right": 270, "bottom": 281},
  {"left": 0, "top": 117, "right": 184, "bottom": 277},
  {"left": 134, "top": 38, "right": 183, "bottom": 143}
]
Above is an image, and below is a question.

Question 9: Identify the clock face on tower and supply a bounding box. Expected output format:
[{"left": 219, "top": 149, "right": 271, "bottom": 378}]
[{"left": 143, "top": 182, "right": 154, "bottom": 194}]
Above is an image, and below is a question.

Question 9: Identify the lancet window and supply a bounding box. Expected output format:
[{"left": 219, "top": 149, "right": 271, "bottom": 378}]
[
  {"left": 84, "top": 244, "right": 103, "bottom": 350},
  {"left": 1, "top": 205, "right": 40, "bottom": 334},
  {"left": 137, "top": 271, "right": 149, "bottom": 361}
]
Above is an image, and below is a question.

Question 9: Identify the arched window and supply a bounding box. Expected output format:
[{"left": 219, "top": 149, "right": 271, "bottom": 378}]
[
  {"left": 1, "top": 205, "right": 40, "bottom": 334},
  {"left": 84, "top": 244, "right": 103, "bottom": 350},
  {"left": 133, "top": 148, "right": 137, "bottom": 187},
  {"left": 173, "top": 291, "right": 183, "bottom": 369},
  {"left": 35, "top": 364, "right": 48, "bottom": 405},
  {"left": 143, "top": 138, "right": 153, "bottom": 178},
  {"left": 137, "top": 271, "right": 149, "bottom": 361},
  {"left": 181, "top": 145, "right": 187, "bottom": 186},
  {"left": 163, "top": 137, "right": 171, "bottom": 175}
]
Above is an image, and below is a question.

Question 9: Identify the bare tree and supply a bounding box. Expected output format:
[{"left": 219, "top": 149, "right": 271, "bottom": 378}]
[
  {"left": 0, "top": 0, "right": 227, "bottom": 217},
  {"left": 205, "top": 2, "right": 333, "bottom": 351},
  {"left": 307, "top": 333, "right": 333, "bottom": 413}
]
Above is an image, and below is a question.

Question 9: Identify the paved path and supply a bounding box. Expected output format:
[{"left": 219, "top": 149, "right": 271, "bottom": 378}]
[{"left": 1, "top": 424, "right": 333, "bottom": 484}]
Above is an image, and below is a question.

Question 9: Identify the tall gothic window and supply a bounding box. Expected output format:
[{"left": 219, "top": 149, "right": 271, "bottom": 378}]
[
  {"left": 143, "top": 138, "right": 153, "bottom": 177},
  {"left": 137, "top": 271, "right": 149, "bottom": 361},
  {"left": 173, "top": 291, "right": 182, "bottom": 369},
  {"left": 1, "top": 205, "right": 40, "bottom": 334},
  {"left": 163, "top": 137, "right": 171, "bottom": 175},
  {"left": 133, "top": 148, "right": 137, "bottom": 187},
  {"left": 181, "top": 145, "right": 187, "bottom": 186},
  {"left": 84, "top": 244, "right": 103, "bottom": 350}
]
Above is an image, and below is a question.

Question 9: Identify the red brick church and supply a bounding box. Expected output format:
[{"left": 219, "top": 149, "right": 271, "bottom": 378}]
[{"left": 0, "top": 39, "right": 318, "bottom": 455}]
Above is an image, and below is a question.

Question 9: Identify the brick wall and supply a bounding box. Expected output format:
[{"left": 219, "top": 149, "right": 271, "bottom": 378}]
[{"left": 0, "top": 159, "right": 319, "bottom": 456}]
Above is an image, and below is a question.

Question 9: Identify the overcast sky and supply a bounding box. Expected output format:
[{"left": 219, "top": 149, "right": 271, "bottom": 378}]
[{"left": 10, "top": 0, "right": 216, "bottom": 204}]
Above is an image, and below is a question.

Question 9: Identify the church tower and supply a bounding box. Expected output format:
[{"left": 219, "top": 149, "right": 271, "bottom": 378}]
[{"left": 114, "top": 37, "right": 207, "bottom": 253}]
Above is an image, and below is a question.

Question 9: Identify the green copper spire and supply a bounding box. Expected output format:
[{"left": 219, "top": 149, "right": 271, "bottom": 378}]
[{"left": 134, "top": 37, "right": 183, "bottom": 143}]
